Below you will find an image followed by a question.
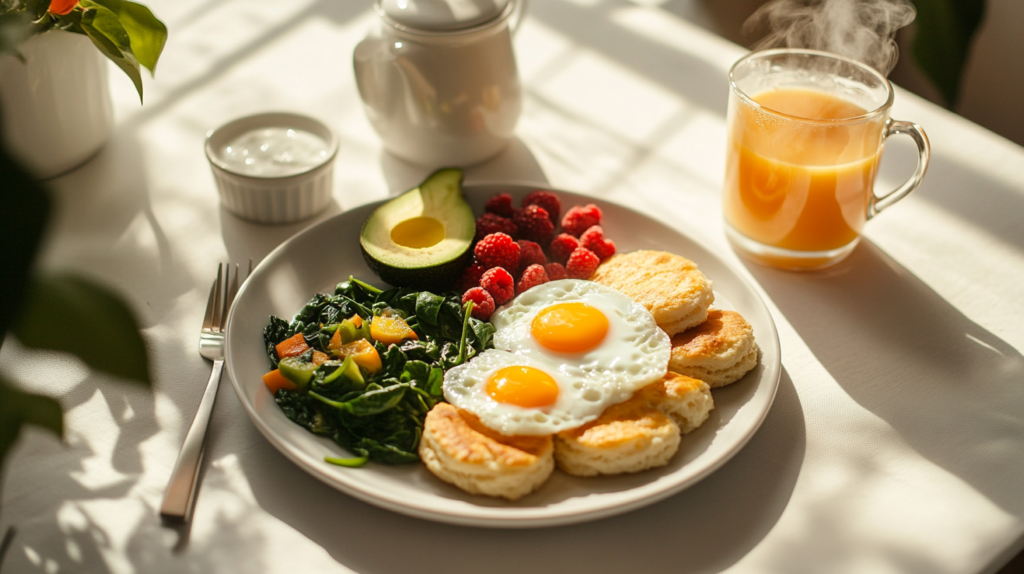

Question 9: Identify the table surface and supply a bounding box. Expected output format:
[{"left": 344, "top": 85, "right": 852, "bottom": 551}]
[{"left": 2, "top": 1, "right": 1023, "bottom": 573}]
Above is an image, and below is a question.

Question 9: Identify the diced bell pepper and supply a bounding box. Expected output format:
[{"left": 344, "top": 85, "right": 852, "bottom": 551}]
[
  {"left": 322, "top": 355, "right": 365, "bottom": 387},
  {"left": 275, "top": 333, "right": 309, "bottom": 359},
  {"left": 278, "top": 357, "right": 317, "bottom": 389},
  {"left": 370, "top": 313, "right": 418, "bottom": 345},
  {"left": 312, "top": 351, "right": 329, "bottom": 365},
  {"left": 335, "top": 339, "right": 382, "bottom": 373},
  {"left": 262, "top": 369, "right": 297, "bottom": 393},
  {"left": 329, "top": 316, "right": 371, "bottom": 349}
]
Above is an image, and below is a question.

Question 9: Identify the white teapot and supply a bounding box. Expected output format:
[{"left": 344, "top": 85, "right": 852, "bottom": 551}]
[{"left": 353, "top": 0, "right": 527, "bottom": 167}]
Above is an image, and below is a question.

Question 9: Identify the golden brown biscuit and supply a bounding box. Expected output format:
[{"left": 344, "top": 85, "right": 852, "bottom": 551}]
[
  {"left": 419, "top": 403, "right": 554, "bottom": 500},
  {"left": 669, "top": 309, "right": 758, "bottom": 388},
  {"left": 636, "top": 372, "right": 714, "bottom": 434},
  {"left": 554, "top": 373, "right": 713, "bottom": 476},
  {"left": 554, "top": 396, "right": 680, "bottom": 477},
  {"left": 591, "top": 250, "right": 714, "bottom": 335}
]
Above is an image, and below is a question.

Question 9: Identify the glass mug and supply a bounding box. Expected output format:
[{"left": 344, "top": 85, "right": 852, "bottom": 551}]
[{"left": 722, "top": 49, "right": 929, "bottom": 270}]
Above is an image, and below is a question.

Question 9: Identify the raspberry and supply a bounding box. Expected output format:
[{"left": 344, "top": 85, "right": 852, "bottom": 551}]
[
  {"left": 484, "top": 193, "right": 516, "bottom": 218},
  {"left": 516, "top": 240, "right": 546, "bottom": 272},
  {"left": 475, "top": 212, "right": 517, "bottom": 241},
  {"left": 480, "top": 267, "right": 515, "bottom": 305},
  {"left": 462, "top": 287, "right": 496, "bottom": 320},
  {"left": 566, "top": 247, "right": 600, "bottom": 279},
  {"left": 522, "top": 191, "right": 562, "bottom": 224},
  {"left": 513, "top": 204, "right": 555, "bottom": 244},
  {"left": 544, "top": 262, "right": 567, "bottom": 281},
  {"left": 517, "top": 264, "right": 549, "bottom": 293},
  {"left": 549, "top": 233, "right": 579, "bottom": 265},
  {"left": 561, "top": 204, "right": 603, "bottom": 237},
  {"left": 579, "top": 225, "right": 616, "bottom": 261},
  {"left": 456, "top": 260, "right": 487, "bottom": 291},
  {"left": 474, "top": 232, "right": 520, "bottom": 273}
]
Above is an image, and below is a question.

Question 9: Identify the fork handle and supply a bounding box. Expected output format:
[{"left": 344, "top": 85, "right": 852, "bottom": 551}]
[{"left": 160, "top": 358, "right": 224, "bottom": 521}]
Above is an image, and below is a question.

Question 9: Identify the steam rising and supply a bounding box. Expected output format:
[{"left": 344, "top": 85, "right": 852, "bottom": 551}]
[{"left": 744, "top": 0, "right": 916, "bottom": 76}]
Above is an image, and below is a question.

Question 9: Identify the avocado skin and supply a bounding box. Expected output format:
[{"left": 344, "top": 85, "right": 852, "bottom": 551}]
[
  {"left": 359, "top": 167, "right": 474, "bottom": 292},
  {"left": 360, "top": 243, "right": 470, "bottom": 293}
]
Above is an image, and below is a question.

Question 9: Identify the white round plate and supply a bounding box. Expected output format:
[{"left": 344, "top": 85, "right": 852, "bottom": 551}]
[{"left": 224, "top": 184, "right": 781, "bottom": 528}]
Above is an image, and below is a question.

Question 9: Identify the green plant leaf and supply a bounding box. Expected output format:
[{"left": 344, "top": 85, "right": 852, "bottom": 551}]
[
  {"left": 78, "top": 1, "right": 144, "bottom": 101},
  {"left": 0, "top": 377, "right": 63, "bottom": 467},
  {"left": 88, "top": 0, "right": 166, "bottom": 74},
  {"left": 80, "top": 16, "right": 143, "bottom": 101},
  {"left": 911, "top": 0, "right": 986, "bottom": 107},
  {"left": 80, "top": 1, "right": 130, "bottom": 52},
  {"left": 0, "top": 136, "right": 50, "bottom": 337},
  {"left": 54, "top": 8, "right": 86, "bottom": 35},
  {"left": 13, "top": 274, "right": 151, "bottom": 385}
]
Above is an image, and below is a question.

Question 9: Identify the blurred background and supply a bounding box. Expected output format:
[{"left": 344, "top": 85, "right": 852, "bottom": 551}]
[{"left": 658, "top": 0, "right": 1024, "bottom": 146}]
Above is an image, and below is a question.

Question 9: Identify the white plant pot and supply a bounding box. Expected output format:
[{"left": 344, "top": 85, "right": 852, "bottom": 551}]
[{"left": 0, "top": 31, "right": 114, "bottom": 179}]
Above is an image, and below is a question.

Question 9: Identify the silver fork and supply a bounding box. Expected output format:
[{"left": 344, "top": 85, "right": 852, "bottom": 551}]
[{"left": 161, "top": 261, "right": 250, "bottom": 522}]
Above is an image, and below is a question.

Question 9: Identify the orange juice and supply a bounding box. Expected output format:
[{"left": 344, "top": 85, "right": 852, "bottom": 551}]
[{"left": 723, "top": 88, "right": 885, "bottom": 253}]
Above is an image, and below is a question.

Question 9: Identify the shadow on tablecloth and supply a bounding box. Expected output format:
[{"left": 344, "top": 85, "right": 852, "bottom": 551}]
[
  {"left": 745, "top": 239, "right": 1024, "bottom": 519},
  {"left": 379, "top": 137, "right": 550, "bottom": 195},
  {"left": 209, "top": 367, "right": 803, "bottom": 574}
]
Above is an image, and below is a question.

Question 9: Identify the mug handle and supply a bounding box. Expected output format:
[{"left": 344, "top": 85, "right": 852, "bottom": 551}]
[
  {"left": 510, "top": 0, "right": 529, "bottom": 35},
  {"left": 869, "top": 119, "right": 931, "bottom": 219}
]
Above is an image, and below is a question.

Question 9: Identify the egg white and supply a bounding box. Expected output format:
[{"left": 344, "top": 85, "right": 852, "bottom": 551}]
[
  {"left": 443, "top": 349, "right": 618, "bottom": 435},
  {"left": 491, "top": 279, "right": 671, "bottom": 398}
]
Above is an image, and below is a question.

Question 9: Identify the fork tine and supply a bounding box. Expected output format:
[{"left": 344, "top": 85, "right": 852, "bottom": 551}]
[
  {"left": 210, "top": 264, "right": 224, "bottom": 332},
  {"left": 204, "top": 264, "right": 222, "bottom": 331},
  {"left": 221, "top": 263, "right": 240, "bottom": 332}
]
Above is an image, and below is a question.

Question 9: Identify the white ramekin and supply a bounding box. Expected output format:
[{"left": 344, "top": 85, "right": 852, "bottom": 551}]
[{"left": 205, "top": 112, "right": 338, "bottom": 225}]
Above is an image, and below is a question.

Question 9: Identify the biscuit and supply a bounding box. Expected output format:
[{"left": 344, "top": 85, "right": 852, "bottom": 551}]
[
  {"left": 419, "top": 403, "right": 554, "bottom": 500},
  {"left": 636, "top": 372, "right": 714, "bottom": 434},
  {"left": 554, "top": 373, "right": 713, "bottom": 477},
  {"left": 554, "top": 398, "right": 680, "bottom": 477},
  {"left": 591, "top": 250, "right": 714, "bottom": 335},
  {"left": 668, "top": 309, "right": 758, "bottom": 388}
]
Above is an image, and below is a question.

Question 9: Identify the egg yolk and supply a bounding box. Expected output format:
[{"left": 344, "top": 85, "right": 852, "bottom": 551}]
[
  {"left": 530, "top": 302, "right": 609, "bottom": 353},
  {"left": 486, "top": 366, "right": 560, "bottom": 408}
]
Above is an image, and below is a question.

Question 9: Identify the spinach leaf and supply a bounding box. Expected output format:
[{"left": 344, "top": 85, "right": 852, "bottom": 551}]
[
  {"left": 427, "top": 367, "right": 444, "bottom": 397},
  {"left": 311, "top": 382, "right": 409, "bottom": 416},
  {"left": 266, "top": 276, "right": 494, "bottom": 465},
  {"left": 263, "top": 315, "right": 290, "bottom": 368},
  {"left": 399, "top": 339, "right": 440, "bottom": 363},
  {"left": 469, "top": 318, "right": 496, "bottom": 351},
  {"left": 380, "top": 344, "right": 407, "bottom": 378},
  {"left": 414, "top": 291, "right": 444, "bottom": 326}
]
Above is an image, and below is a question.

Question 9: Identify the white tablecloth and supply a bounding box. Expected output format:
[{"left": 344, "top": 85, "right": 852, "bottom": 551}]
[{"left": 2, "top": 1, "right": 1023, "bottom": 573}]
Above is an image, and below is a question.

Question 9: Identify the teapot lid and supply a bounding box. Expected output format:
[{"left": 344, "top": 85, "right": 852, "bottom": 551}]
[{"left": 378, "top": 0, "right": 510, "bottom": 32}]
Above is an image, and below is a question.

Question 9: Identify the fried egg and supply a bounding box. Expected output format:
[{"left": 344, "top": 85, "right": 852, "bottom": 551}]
[
  {"left": 443, "top": 280, "right": 671, "bottom": 436},
  {"left": 444, "top": 350, "right": 623, "bottom": 435},
  {"left": 492, "top": 280, "right": 670, "bottom": 393}
]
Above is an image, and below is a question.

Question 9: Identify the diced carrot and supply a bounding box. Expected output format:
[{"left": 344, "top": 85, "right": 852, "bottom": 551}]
[
  {"left": 370, "top": 314, "right": 417, "bottom": 345},
  {"left": 275, "top": 333, "right": 309, "bottom": 358},
  {"left": 336, "top": 339, "right": 382, "bottom": 373},
  {"left": 350, "top": 314, "right": 363, "bottom": 328},
  {"left": 312, "top": 351, "right": 329, "bottom": 365},
  {"left": 328, "top": 328, "right": 342, "bottom": 350},
  {"left": 263, "top": 369, "right": 297, "bottom": 393}
]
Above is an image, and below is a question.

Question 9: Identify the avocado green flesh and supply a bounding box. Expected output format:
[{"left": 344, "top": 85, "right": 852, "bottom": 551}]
[{"left": 360, "top": 168, "right": 473, "bottom": 290}]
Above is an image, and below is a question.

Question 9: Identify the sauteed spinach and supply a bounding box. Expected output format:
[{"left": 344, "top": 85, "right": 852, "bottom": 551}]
[{"left": 262, "top": 277, "right": 495, "bottom": 465}]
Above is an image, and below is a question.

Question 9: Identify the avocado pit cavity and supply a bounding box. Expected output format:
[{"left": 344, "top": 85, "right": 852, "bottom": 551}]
[{"left": 391, "top": 216, "right": 446, "bottom": 249}]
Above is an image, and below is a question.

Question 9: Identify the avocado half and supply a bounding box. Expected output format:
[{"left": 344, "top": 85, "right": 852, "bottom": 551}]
[{"left": 360, "top": 168, "right": 474, "bottom": 291}]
